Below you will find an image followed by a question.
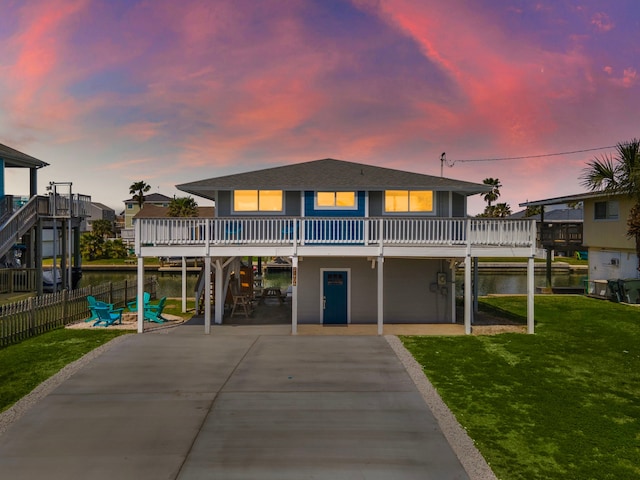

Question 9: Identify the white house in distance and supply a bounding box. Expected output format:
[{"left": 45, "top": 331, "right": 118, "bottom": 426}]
[
  {"left": 133, "top": 158, "right": 537, "bottom": 334},
  {"left": 523, "top": 192, "right": 639, "bottom": 282}
]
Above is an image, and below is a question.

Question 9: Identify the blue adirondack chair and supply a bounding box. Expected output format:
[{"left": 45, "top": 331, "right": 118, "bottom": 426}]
[
  {"left": 86, "top": 295, "right": 115, "bottom": 323},
  {"left": 92, "top": 305, "right": 124, "bottom": 327},
  {"left": 144, "top": 296, "right": 167, "bottom": 323},
  {"left": 127, "top": 292, "right": 151, "bottom": 312}
]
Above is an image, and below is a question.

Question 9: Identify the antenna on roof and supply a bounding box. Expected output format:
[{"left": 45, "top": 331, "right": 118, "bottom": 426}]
[{"left": 440, "top": 153, "right": 446, "bottom": 177}]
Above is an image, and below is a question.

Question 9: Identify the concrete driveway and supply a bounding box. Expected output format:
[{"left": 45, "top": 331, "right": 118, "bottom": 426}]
[{"left": 0, "top": 324, "right": 488, "bottom": 479}]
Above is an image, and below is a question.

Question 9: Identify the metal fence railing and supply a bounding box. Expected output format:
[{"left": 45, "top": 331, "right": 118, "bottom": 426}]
[{"left": 0, "top": 276, "right": 157, "bottom": 348}]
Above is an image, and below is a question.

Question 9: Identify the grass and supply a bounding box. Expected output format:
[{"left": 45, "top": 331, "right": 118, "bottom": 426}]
[
  {"left": 0, "top": 329, "right": 130, "bottom": 413},
  {"left": 401, "top": 296, "right": 640, "bottom": 480}
]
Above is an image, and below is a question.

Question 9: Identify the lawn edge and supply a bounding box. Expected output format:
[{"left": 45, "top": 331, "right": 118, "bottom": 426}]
[
  {"left": 0, "top": 333, "right": 133, "bottom": 437},
  {"left": 385, "top": 335, "right": 497, "bottom": 480}
]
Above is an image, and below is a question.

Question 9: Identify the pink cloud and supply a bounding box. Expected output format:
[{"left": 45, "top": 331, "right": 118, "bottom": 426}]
[{"left": 591, "top": 12, "right": 614, "bottom": 32}]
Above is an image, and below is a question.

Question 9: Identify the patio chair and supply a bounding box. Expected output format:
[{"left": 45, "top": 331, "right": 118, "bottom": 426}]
[
  {"left": 144, "top": 296, "right": 167, "bottom": 323},
  {"left": 86, "top": 295, "right": 115, "bottom": 323},
  {"left": 127, "top": 292, "right": 151, "bottom": 312},
  {"left": 92, "top": 305, "right": 124, "bottom": 327}
]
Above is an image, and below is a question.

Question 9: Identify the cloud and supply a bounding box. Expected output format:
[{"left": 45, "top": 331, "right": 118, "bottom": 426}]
[{"left": 591, "top": 12, "right": 614, "bottom": 32}]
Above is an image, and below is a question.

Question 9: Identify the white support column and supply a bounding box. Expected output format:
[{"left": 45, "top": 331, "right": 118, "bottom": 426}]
[
  {"left": 527, "top": 256, "right": 535, "bottom": 334},
  {"left": 137, "top": 256, "right": 144, "bottom": 333},
  {"left": 215, "top": 259, "right": 224, "bottom": 325},
  {"left": 291, "top": 256, "right": 298, "bottom": 335},
  {"left": 377, "top": 256, "right": 384, "bottom": 335},
  {"left": 464, "top": 255, "right": 472, "bottom": 335},
  {"left": 204, "top": 256, "right": 211, "bottom": 334},
  {"left": 181, "top": 256, "right": 187, "bottom": 313},
  {"left": 450, "top": 260, "right": 456, "bottom": 324}
]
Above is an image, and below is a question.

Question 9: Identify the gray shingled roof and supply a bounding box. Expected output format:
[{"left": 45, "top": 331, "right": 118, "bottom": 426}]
[
  {"left": 510, "top": 208, "right": 583, "bottom": 222},
  {"left": 177, "top": 158, "right": 490, "bottom": 201},
  {"left": 133, "top": 204, "right": 215, "bottom": 219},
  {"left": 0, "top": 143, "right": 49, "bottom": 168},
  {"left": 123, "top": 193, "right": 174, "bottom": 203}
]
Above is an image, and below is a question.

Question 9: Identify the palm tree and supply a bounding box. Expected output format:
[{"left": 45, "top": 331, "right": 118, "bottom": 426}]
[
  {"left": 129, "top": 181, "right": 151, "bottom": 209},
  {"left": 482, "top": 178, "right": 502, "bottom": 206},
  {"left": 492, "top": 202, "right": 512, "bottom": 218},
  {"left": 580, "top": 139, "right": 640, "bottom": 270},
  {"left": 168, "top": 196, "right": 199, "bottom": 217}
]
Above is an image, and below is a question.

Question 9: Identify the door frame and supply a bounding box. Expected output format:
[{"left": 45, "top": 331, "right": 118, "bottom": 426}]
[{"left": 319, "top": 268, "right": 351, "bottom": 325}]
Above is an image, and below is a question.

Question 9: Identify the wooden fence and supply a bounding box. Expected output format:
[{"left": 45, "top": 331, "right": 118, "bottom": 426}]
[{"left": 0, "top": 276, "right": 157, "bottom": 348}]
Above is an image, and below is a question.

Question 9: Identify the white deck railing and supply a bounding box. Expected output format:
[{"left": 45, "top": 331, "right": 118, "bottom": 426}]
[{"left": 137, "top": 217, "right": 535, "bottom": 249}]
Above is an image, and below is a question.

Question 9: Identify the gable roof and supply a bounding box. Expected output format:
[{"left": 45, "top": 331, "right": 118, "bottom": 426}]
[
  {"left": 91, "top": 202, "right": 114, "bottom": 212},
  {"left": 0, "top": 143, "right": 49, "bottom": 168},
  {"left": 177, "top": 158, "right": 490, "bottom": 201},
  {"left": 123, "top": 193, "right": 173, "bottom": 204},
  {"left": 520, "top": 191, "right": 617, "bottom": 207},
  {"left": 510, "top": 208, "right": 583, "bottom": 222},
  {"left": 132, "top": 204, "right": 215, "bottom": 219}
]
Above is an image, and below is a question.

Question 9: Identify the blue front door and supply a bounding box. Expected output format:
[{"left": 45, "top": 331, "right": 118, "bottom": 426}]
[{"left": 323, "top": 271, "right": 348, "bottom": 324}]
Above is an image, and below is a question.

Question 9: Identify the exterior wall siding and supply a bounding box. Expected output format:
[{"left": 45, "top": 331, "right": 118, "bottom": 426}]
[
  {"left": 369, "top": 191, "right": 383, "bottom": 216},
  {"left": 296, "top": 257, "right": 453, "bottom": 324},
  {"left": 452, "top": 193, "right": 465, "bottom": 217},
  {"left": 583, "top": 197, "right": 634, "bottom": 250},
  {"left": 217, "top": 191, "right": 231, "bottom": 216},
  {"left": 588, "top": 248, "right": 638, "bottom": 281}
]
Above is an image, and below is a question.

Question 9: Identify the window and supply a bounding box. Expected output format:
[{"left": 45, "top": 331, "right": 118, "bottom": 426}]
[
  {"left": 594, "top": 201, "right": 619, "bottom": 220},
  {"left": 385, "top": 190, "right": 433, "bottom": 213},
  {"left": 233, "top": 190, "right": 283, "bottom": 212},
  {"left": 316, "top": 191, "right": 356, "bottom": 209}
]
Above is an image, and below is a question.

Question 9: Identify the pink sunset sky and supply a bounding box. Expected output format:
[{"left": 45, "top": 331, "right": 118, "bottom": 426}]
[{"left": 1, "top": 0, "right": 639, "bottom": 214}]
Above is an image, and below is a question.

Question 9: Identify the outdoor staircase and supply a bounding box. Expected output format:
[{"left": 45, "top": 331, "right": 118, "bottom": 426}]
[{"left": 0, "top": 196, "right": 41, "bottom": 263}]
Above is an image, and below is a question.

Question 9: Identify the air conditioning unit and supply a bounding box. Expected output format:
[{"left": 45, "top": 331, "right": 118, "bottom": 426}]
[{"left": 611, "top": 258, "right": 620, "bottom": 266}]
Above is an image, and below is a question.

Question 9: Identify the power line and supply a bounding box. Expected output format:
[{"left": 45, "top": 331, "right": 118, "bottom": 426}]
[{"left": 443, "top": 145, "right": 617, "bottom": 167}]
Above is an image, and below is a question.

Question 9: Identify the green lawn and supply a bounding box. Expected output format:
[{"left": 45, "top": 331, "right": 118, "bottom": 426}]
[
  {"left": 402, "top": 296, "right": 640, "bottom": 480},
  {"left": 0, "top": 329, "right": 130, "bottom": 413}
]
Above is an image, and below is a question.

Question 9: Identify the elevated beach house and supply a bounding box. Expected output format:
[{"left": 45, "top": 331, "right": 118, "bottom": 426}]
[{"left": 133, "top": 159, "right": 537, "bottom": 334}]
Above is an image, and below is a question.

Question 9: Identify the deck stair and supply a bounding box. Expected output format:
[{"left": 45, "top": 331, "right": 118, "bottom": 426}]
[{"left": 0, "top": 196, "right": 42, "bottom": 262}]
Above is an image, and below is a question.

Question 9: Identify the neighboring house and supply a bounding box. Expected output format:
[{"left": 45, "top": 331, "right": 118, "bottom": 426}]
[
  {"left": 0, "top": 143, "right": 91, "bottom": 293},
  {"left": 510, "top": 208, "right": 584, "bottom": 257},
  {"left": 83, "top": 202, "right": 116, "bottom": 233},
  {"left": 132, "top": 158, "right": 537, "bottom": 334},
  {"left": 121, "top": 193, "right": 172, "bottom": 244},
  {"left": 522, "top": 193, "right": 637, "bottom": 282}
]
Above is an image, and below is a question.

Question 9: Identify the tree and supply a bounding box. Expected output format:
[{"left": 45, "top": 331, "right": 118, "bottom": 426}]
[
  {"left": 524, "top": 205, "right": 543, "bottom": 217},
  {"left": 580, "top": 139, "right": 640, "bottom": 270},
  {"left": 482, "top": 178, "right": 502, "bottom": 207},
  {"left": 92, "top": 219, "right": 113, "bottom": 239},
  {"left": 477, "top": 203, "right": 512, "bottom": 218},
  {"left": 492, "top": 203, "right": 512, "bottom": 218},
  {"left": 129, "top": 181, "right": 151, "bottom": 209},
  {"left": 168, "top": 196, "right": 199, "bottom": 217}
]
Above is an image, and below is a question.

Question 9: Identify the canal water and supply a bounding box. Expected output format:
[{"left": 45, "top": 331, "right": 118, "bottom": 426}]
[{"left": 79, "top": 269, "right": 586, "bottom": 298}]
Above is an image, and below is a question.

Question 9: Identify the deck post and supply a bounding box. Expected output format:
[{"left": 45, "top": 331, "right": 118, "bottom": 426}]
[
  {"left": 204, "top": 256, "right": 211, "bottom": 334},
  {"left": 527, "top": 256, "right": 535, "bottom": 334},
  {"left": 464, "top": 255, "right": 471, "bottom": 334},
  {"left": 450, "top": 259, "right": 456, "bottom": 323},
  {"left": 377, "top": 256, "right": 384, "bottom": 335},
  {"left": 291, "top": 255, "right": 298, "bottom": 335},
  {"left": 181, "top": 256, "right": 187, "bottom": 313},
  {"left": 214, "top": 259, "right": 224, "bottom": 325},
  {"left": 137, "top": 256, "right": 144, "bottom": 333}
]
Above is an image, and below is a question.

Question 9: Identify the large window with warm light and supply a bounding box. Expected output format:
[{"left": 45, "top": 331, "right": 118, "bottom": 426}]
[
  {"left": 316, "top": 191, "right": 356, "bottom": 209},
  {"left": 233, "top": 190, "right": 283, "bottom": 212},
  {"left": 385, "top": 190, "right": 433, "bottom": 213}
]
